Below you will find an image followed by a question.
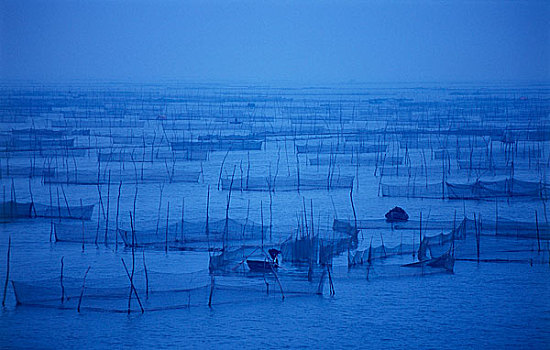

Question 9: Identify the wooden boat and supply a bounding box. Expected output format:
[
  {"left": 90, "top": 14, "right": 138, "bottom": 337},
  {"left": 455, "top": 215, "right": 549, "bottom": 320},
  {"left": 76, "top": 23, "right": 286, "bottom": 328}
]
[
  {"left": 385, "top": 206, "right": 409, "bottom": 222},
  {"left": 246, "top": 249, "right": 281, "bottom": 272},
  {"left": 246, "top": 259, "right": 278, "bottom": 273}
]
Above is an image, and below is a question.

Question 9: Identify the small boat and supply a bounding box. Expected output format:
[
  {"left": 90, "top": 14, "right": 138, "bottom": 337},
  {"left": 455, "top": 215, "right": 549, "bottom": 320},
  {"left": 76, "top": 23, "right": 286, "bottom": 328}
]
[
  {"left": 246, "top": 259, "right": 278, "bottom": 273},
  {"left": 385, "top": 206, "right": 409, "bottom": 222},
  {"left": 246, "top": 248, "right": 281, "bottom": 273}
]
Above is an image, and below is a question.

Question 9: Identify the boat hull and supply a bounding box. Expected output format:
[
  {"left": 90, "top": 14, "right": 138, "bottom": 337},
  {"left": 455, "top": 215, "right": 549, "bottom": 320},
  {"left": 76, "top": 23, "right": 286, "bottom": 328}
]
[{"left": 246, "top": 260, "right": 277, "bottom": 273}]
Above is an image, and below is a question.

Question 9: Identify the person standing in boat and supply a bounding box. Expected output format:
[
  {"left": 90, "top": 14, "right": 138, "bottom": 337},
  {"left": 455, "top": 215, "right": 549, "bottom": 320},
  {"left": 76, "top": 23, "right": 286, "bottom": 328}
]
[{"left": 268, "top": 248, "right": 280, "bottom": 267}]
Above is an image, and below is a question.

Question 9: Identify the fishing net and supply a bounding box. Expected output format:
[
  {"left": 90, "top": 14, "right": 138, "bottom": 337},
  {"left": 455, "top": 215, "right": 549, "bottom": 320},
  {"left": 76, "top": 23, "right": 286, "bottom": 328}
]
[
  {"left": 33, "top": 203, "right": 94, "bottom": 220},
  {"left": 54, "top": 222, "right": 118, "bottom": 244},
  {"left": 44, "top": 169, "right": 200, "bottom": 185},
  {"left": 380, "top": 178, "right": 548, "bottom": 199},
  {"left": 296, "top": 143, "right": 387, "bottom": 154},
  {"left": 12, "top": 267, "right": 325, "bottom": 313},
  {"left": 221, "top": 175, "right": 354, "bottom": 191},
  {"left": 171, "top": 140, "right": 263, "bottom": 152},
  {"left": 380, "top": 181, "right": 444, "bottom": 199},
  {"left": 0, "top": 201, "right": 33, "bottom": 220},
  {"left": 348, "top": 217, "right": 550, "bottom": 267},
  {"left": 0, "top": 165, "right": 56, "bottom": 178},
  {"left": 118, "top": 218, "right": 270, "bottom": 247},
  {"left": 1, "top": 201, "right": 94, "bottom": 221}
]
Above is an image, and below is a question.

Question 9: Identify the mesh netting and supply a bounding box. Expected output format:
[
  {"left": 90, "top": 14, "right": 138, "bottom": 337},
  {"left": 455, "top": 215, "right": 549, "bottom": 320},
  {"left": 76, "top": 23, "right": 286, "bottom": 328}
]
[
  {"left": 380, "top": 182, "right": 444, "bottom": 199},
  {"left": 44, "top": 169, "right": 200, "bottom": 185},
  {"left": 348, "top": 217, "right": 550, "bottom": 268},
  {"left": 0, "top": 201, "right": 32, "bottom": 220},
  {"left": 1, "top": 201, "right": 95, "bottom": 221},
  {"left": 118, "top": 218, "right": 271, "bottom": 247},
  {"left": 12, "top": 267, "right": 325, "bottom": 313},
  {"left": 380, "top": 178, "right": 549, "bottom": 199},
  {"left": 221, "top": 175, "right": 354, "bottom": 191},
  {"left": 33, "top": 203, "right": 94, "bottom": 220}
]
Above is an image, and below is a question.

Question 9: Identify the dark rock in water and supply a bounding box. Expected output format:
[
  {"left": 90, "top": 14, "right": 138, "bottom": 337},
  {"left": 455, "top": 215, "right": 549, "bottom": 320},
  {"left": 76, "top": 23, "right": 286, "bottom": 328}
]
[{"left": 385, "top": 206, "right": 409, "bottom": 222}]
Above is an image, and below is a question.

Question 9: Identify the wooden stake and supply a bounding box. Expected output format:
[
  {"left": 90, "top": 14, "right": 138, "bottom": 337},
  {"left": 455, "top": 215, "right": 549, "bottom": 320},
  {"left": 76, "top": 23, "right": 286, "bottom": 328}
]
[
  {"left": 115, "top": 181, "right": 122, "bottom": 250},
  {"left": 2, "top": 236, "right": 11, "bottom": 307},
  {"left": 350, "top": 186, "right": 357, "bottom": 233},
  {"left": 104, "top": 170, "right": 111, "bottom": 244},
  {"left": 208, "top": 276, "right": 215, "bottom": 307},
  {"left": 535, "top": 210, "right": 540, "bottom": 253},
  {"left": 121, "top": 258, "right": 144, "bottom": 314},
  {"left": 77, "top": 266, "right": 91, "bottom": 313},
  {"left": 80, "top": 199, "right": 85, "bottom": 251},
  {"left": 143, "top": 250, "right": 149, "bottom": 299},
  {"left": 165, "top": 201, "right": 170, "bottom": 253},
  {"left": 60, "top": 256, "right": 65, "bottom": 303}
]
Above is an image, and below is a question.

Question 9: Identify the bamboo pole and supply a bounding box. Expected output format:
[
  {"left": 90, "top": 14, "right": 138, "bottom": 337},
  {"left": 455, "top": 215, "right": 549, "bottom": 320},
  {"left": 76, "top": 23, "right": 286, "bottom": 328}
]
[
  {"left": 121, "top": 258, "right": 144, "bottom": 314},
  {"left": 181, "top": 197, "right": 189, "bottom": 242},
  {"left": 217, "top": 149, "right": 230, "bottom": 191},
  {"left": 143, "top": 250, "right": 149, "bottom": 299},
  {"left": 155, "top": 183, "right": 165, "bottom": 236},
  {"left": 260, "top": 201, "right": 264, "bottom": 249},
  {"left": 115, "top": 181, "right": 122, "bottom": 250},
  {"left": 49, "top": 184, "right": 53, "bottom": 241},
  {"left": 535, "top": 210, "right": 540, "bottom": 253},
  {"left": 165, "top": 201, "right": 170, "bottom": 253},
  {"left": 77, "top": 266, "right": 91, "bottom": 313},
  {"left": 350, "top": 186, "right": 357, "bottom": 233},
  {"left": 28, "top": 178, "right": 37, "bottom": 217},
  {"left": 61, "top": 185, "right": 72, "bottom": 218},
  {"left": 208, "top": 276, "right": 215, "bottom": 307},
  {"left": 2, "top": 236, "right": 11, "bottom": 307},
  {"left": 224, "top": 166, "right": 236, "bottom": 250},
  {"left": 205, "top": 186, "right": 211, "bottom": 254},
  {"left": 269, "top": 263, "right": 285, "bottom": 300},
  {"left": 327, "top": 265, "right": 335, "bottom": 296},
  {"left": 474, "top": 213, "right": 480, "bottom": 263},
  {"left": 60, "top": 256, "right": 65, "bottom": 304},
  {"left": 104, "top": 170, "right": 111, "bottom": 244}
]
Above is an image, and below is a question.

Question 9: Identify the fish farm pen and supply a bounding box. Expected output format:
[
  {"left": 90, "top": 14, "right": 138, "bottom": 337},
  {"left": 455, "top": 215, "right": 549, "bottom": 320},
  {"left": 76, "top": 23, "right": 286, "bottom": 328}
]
[{"left": 0, "top": 83, "right": 549, "bottom": 345}]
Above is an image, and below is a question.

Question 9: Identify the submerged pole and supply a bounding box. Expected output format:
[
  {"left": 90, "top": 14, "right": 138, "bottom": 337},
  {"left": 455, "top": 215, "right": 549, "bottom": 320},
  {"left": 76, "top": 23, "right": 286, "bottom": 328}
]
[
  {"left": 327, "top": 265, "right": 335, "bottom": 296},
  {"left": 80, "top": 199, "right": 85, "bottom": 251},
  {"left": 205, "top": 186, "right": 211, "bottom": 254},
  {"left": 49, "top": 184, "right": 53, "bottom": 242},
  {"left": 121, "top": 258, "right": 144, "bottom": 314},
  {"left": 58, "top": 256, "right": 64, "bottom": 305},
  {"left": 115, "top": 181, "right": 122, "bottom": 250},
  {"left": 165, "top": 201, "right": 170, "bottom": 253},
  {"left": 535, "top": 210, "right": 540, "bottom": 253},
  {"left": 155, "top": 183, "right": 165, "bottom": 236},
  {"left": 77, "top": 266, "right": 91, "bottom": 313},
  {"left": 474, "top": 213, "right": 480, "bottom": 263},
  {"left": 270, "top": 264, "right": 285, "bottom": 301},
  {"left": 2, "top": 236, "right": 11, "bottom": 307},
  {"left": 104, "top": 170, "right": 111, "bottom": 244},
  {"left": 350, "top": 186, "right": 357, "bottom": 233},
  {"left": 208, "top": 276, "right": 215, "bottom": 308},
  {"left": 184, "top": 197, "right": 189, "bottom": 243},
  {"left": 261, "top": 201, "right": 264, "bottom": 249},
  {"left": 419, "top": 211, "right": 423, "bottom": 245},
  {"left": 143, "top": 250, "right": 149, "bottom": 299},
  {"left": 224, "top": 166, "right": 236, "bottom": 250}
]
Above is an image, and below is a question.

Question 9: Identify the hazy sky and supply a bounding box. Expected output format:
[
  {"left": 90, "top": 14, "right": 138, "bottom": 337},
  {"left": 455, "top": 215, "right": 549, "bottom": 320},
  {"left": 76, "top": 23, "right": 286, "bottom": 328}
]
[{"left": 1, "top": 0, "right": 548, "bottom": 84}]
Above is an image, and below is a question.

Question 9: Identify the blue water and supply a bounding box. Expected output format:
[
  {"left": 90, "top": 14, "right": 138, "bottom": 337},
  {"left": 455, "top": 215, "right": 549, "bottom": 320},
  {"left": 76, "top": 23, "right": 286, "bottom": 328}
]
[
  {"left": 1, "top": 261, "right": 549, "bottom": 349},
  {"left": 1, "top": 84, "right": 549, "bottom": 349}
]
